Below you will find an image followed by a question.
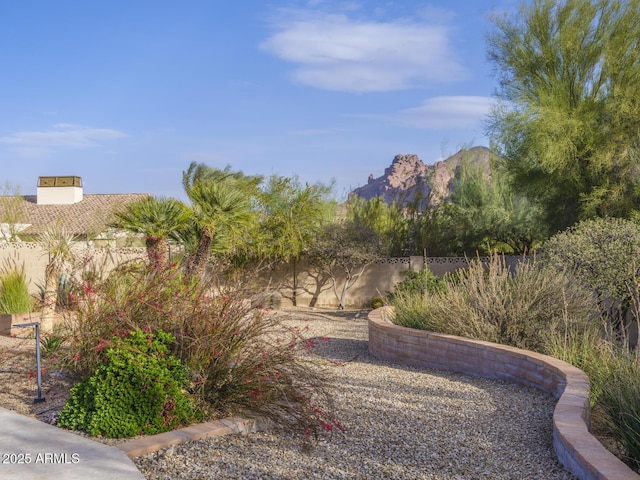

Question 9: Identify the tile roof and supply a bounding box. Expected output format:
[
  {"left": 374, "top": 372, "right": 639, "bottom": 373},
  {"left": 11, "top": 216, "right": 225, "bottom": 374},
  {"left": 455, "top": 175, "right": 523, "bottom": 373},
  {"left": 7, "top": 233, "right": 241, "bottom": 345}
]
[{"left": 0, "top": 193, "right": 149, "bottom": 236}]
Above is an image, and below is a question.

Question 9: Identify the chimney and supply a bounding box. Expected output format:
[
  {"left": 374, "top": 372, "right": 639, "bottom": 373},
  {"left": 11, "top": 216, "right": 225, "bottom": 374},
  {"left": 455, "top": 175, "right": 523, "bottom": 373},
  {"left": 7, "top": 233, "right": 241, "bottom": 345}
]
[{"left": 37, "top": 176, "right": 83, "bottom": 205}]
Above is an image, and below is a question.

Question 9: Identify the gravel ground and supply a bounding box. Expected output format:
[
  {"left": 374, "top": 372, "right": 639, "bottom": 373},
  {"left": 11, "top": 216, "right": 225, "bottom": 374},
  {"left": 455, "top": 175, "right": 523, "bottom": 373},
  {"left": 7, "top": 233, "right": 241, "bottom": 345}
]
[
  {"left": 0, "top": 331, "right": 75, "bottom": 423},
  {"left": 134, "top": 311, "right": 576, "bottom": 480}
]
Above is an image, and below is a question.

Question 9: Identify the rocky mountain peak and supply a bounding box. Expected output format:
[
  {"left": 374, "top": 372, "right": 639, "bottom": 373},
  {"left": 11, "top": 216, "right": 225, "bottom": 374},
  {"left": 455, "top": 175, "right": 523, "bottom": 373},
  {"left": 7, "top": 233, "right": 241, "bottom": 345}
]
[
  {"left": 382, "top": 154, "right": 426, "bottom": 186},
  {"left": 350, "top": 146, "right": 492, "bottom": 208}
]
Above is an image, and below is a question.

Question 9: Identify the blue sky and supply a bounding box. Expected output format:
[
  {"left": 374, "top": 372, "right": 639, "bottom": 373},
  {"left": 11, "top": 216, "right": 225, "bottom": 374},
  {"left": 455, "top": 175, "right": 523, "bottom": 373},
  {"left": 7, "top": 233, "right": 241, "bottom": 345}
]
[{"left": 0, "top": 0, "right": 515, "bottom": 201}]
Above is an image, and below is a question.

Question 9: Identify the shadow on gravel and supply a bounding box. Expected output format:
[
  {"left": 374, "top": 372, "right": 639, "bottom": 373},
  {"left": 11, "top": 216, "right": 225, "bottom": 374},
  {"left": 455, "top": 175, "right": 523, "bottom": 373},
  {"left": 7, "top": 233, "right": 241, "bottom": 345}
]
[
  {"left": 309, "top": 337, "right": 369, "bottom": 363},
  {"left": 282, "top": 309, "right": 370, "bottom": 321}
]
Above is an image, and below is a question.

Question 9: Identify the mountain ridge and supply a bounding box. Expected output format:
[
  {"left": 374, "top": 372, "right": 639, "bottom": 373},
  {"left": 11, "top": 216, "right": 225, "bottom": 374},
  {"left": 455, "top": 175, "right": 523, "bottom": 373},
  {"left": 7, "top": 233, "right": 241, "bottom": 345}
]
[{"left": 349, "top": 146, "right": 492, "bottom": 207}]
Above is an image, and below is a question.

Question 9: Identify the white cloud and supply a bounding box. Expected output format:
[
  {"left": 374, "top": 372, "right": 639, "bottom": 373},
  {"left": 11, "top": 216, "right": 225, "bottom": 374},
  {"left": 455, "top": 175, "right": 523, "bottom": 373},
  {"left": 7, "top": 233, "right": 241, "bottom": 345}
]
[
  {"left": 395, "top": 96, "right": 494, "bottom": 129},
  {"left": 260, "top": 10, "right": 465, "bottom": 92},
  {"left": 0, "top": 124, "right": 126, "bottom": 148}
]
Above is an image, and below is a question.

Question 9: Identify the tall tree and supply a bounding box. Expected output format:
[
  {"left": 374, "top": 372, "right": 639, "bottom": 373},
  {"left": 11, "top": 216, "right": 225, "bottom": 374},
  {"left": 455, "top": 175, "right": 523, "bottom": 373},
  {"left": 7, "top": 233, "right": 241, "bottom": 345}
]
[
  {"left": 252, "top": 176, "right": 335, "bottom": 304},
  {"left": 347, "top": 196, "right": 402, "bottom": 255},
  {"left": 183, "top": 176, "right": 256, "bottom": 280},
  {"left": 449, "top": 155, "right": 547, "bottom": 253},
  {"left": 487, "top": 0, "right": 640, "bottom": 231},
  {"left": 112, "top": 196, "right": 190, "bottom": 270},
  {"left": 308, "top": 221, "right": 383, "bottom": 309},
  {"left": 256, "top": 175, "right": 335, "bottom": 263},
  {"left": 181, "top": 162, "right": 262, "bottom": 279}
]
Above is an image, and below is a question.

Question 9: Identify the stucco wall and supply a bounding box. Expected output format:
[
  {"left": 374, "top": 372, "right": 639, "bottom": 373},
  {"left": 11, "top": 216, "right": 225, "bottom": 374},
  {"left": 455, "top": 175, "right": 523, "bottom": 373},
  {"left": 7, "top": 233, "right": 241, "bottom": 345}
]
[
  {"left": 0, "top": 243, "right": 147, "bottom": 295},
  {"left": 0, "top": 243, "right": 525, "bottom": 309}
]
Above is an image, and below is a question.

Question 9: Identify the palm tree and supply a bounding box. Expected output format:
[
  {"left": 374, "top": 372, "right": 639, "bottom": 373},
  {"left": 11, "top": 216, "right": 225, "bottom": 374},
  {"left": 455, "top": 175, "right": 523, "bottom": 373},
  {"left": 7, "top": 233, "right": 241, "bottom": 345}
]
[
  {"left": 112, "top": 196, "right": 191, "bottom": 269},
  {"left": 182, "top": 162, "right": 262, "bottom": 200},
  {"left": 184, "top": 180, "right": 254, "bottom": 280}
]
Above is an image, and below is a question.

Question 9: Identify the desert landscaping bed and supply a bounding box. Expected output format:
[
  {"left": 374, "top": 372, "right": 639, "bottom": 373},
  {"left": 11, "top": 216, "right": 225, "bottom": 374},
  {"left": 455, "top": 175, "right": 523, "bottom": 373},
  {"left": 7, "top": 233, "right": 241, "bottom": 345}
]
[{"left": 1, "top": 310, "right": 577, "bottom": 479}]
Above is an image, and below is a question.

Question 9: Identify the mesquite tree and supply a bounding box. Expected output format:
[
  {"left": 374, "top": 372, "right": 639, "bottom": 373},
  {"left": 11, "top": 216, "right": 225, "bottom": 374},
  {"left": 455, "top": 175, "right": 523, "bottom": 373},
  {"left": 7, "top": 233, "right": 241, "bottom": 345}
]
[{"left": 308, "top": 221, "right": 382, "bottom": 309}]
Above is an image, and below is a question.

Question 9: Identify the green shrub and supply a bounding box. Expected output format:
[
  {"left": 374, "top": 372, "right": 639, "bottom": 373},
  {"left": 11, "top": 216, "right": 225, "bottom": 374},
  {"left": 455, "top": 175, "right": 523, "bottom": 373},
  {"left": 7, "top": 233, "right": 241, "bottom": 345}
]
[
  {"left": 37, "top": 273, "right": 76, "bottom": 311},
  {"left": 542, "top": 217, "right": 640, "bottom": 325},
  {"left": 370, "top": 296, "right": 385, "bottom": 309},
  {"left": 0, "top": 268, "right": 33, "bottom": 314},
  {"left": 386, "top": 288, "right": 436, "bottom": 331},
  {"left": 40, "top": 331, "right": 66, "bottom": 355},
  {"left": 596, "top": 349, "right": 640, "bottom": 471},
  {"left": 391, "top": 254, "right": 600, "bottom": 355},
  {"left": 58, "top": 328, "right": 199, "bottom": 438},
  {"left": 387, "top": 268, "right": 446, "bottom": 301},
  {"left": 540, "top": 217, "right": 640, "bottom": 468}
]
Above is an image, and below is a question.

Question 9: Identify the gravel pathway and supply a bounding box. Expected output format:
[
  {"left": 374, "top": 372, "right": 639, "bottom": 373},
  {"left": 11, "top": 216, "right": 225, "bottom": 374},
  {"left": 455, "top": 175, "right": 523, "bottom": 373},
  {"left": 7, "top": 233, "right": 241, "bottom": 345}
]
[{"left": 134, "top": 313, "right": 576, "bottom": 480}]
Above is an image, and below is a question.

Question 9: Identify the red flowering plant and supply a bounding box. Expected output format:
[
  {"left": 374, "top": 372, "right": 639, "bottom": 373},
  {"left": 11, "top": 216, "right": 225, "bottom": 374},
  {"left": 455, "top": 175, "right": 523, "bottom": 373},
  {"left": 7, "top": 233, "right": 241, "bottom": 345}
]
[{"left": 59, "top": 260, "right": 342, "bottom": 438}]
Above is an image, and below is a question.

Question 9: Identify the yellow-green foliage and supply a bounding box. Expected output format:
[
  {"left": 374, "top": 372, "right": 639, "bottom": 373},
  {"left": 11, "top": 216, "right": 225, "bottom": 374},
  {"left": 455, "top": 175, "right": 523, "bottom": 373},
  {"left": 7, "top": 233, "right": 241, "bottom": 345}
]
[
  {"left": 391, "top": 254, "right": 599, "bottom": 355},
  {"left": 0, "top": 268, "right": 33, "bottom": 314}
]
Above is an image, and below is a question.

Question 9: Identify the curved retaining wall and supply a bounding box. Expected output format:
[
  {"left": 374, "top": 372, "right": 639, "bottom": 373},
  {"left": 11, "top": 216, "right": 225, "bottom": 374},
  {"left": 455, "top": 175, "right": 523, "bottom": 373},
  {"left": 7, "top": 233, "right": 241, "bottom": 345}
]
[{"left": 368, "top": 307, "right": 639, "bottom": 480}]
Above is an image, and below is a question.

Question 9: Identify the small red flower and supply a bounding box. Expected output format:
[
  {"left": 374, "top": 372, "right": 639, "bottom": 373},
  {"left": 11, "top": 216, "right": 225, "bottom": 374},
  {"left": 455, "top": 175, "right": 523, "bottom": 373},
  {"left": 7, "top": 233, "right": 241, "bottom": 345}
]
[{"left": 320, "top": 421, "right": 333, "bottom": 432}]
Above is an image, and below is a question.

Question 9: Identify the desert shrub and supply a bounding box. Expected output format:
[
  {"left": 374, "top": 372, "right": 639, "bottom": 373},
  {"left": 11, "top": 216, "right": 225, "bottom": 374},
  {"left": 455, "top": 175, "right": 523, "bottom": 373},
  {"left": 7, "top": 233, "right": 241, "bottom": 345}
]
[
  {"left": 546, "top": 314, "right": 640, "bottom": 471},
  {"left": 387, "top": 288, "right": 436, "bottom": 331},
  {"left": 62, "top": 262, "right": 339, "bottom": 436},
  {"left": 391, "top": 254, "right": 600, "bottom": 354},
  {"left": 58, "top": 328, "right": 198, "bottom": 438},
  {"left": 370, "top": 296, "right": 385, "bottom": 309},
  {"left": 0, "top": 267, "right": 33, "bottom": 314},
  {"left": 387, "top": 268, "right": 446, "bottom": 301},
  {"left": 541, "top": 217, "right": 640, "bottom": 331},
  {"left": 390, "top": 249, "right": 640, "bottom": 469},
  {"left": 37, "top": 273, "right": 77, "bottom": 311},
  {"left": 541, "top": 216, "right": 640, "bottom": 468},
  {"left": 40, "top": 330, "right": 67, "bottom": 355},
  {"left": 596, "top": 348, "right": 640, "bottom": 471}
]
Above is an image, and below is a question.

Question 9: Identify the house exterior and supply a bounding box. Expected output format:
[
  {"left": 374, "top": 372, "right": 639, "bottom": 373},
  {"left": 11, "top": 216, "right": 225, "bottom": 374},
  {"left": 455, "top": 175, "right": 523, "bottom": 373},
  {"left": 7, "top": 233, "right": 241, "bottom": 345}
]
[{"left": 0, "top": 176, "right": 149, "bottom": 246}]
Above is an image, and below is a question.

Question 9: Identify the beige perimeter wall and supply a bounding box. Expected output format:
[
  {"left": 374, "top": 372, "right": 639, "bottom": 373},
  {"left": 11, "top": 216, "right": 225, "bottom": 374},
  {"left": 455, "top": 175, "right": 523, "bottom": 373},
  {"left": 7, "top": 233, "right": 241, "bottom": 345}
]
[
  {"left": 0, "top": 243, "right": 525, "bottom": 309},
  {"left": 256, "top": 255, "right": 526, "bottom": 309},
  {"left": 0, "top": 243, "right": 147, "bottom": 295}
]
